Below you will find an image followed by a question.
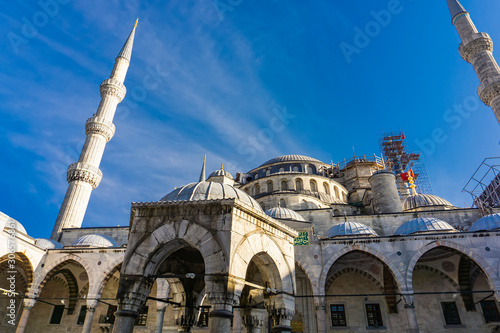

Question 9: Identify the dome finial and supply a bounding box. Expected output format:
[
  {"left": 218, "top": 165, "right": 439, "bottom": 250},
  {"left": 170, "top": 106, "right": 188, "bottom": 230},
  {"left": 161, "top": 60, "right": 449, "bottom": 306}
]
[
  {"left": 199, "top": 155, "right": 206, "bottom": 182},
  {"left": 221, "top": 163, "right": 224, "bottom": 171},
  {"left": 134, "top": 18, "right": 139, "bottom": 28}
]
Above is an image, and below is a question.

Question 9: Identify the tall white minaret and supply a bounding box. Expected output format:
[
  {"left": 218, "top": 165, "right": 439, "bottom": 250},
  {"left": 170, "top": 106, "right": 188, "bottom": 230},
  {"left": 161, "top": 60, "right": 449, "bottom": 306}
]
[
  {"left": 51, "top": 20, "right": 138, "bottom": 240},
  {"left": 447, "top": 0, "right": 500, "bottom": 125}
]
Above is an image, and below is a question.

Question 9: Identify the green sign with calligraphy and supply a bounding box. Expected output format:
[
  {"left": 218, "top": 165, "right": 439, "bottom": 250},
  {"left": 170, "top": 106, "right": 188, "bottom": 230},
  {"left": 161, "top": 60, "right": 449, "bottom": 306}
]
[{"left": 294, "top": 231, "right": 309, "bottom": 246}]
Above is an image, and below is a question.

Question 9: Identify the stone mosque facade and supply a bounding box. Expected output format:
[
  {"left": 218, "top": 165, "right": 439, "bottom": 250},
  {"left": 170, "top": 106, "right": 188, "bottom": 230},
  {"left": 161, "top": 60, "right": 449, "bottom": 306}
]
[{"left": 3, "top": 1, "right": 500, "bottom": 332}]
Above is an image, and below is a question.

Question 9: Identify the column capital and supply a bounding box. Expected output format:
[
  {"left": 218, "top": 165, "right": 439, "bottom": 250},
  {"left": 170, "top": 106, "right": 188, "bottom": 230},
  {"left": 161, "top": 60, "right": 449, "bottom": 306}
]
[
  {"left": 22, "top": 298, "right": 37, "bottom": 309},
  {"left": 86, "top": 298, "right": 100, "bottom": 310},
  {"left": 402, "top": 293, "right": 415, "bottom": 308}
]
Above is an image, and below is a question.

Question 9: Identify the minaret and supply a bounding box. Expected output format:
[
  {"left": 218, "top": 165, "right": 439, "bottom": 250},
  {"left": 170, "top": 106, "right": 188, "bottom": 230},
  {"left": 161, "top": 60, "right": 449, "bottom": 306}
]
[
  {"left": 51, "top": 20, "right": 138, "bottom": 240},
  {"left": 447, "top": 0, "right": 500, "bottom": 124}
]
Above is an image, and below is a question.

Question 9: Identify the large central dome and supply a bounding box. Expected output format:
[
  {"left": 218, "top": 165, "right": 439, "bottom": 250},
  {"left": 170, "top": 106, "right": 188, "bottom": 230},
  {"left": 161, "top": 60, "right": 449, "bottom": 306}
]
[
  {"left": 259, "top": 155, "right": 322, "bottom": 167},
  {"left": 161, "top": 181, "right": 263, "bottom": 212}
]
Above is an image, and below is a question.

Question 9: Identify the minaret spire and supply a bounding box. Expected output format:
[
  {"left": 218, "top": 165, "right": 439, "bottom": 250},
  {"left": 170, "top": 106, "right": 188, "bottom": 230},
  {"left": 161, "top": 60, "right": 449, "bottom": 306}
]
[
  {"left": 199, "top": 155, "right": 206, "bottom": 182},
  {"left": 447, "top": 1, "right": 500, "bottom": 125},
  {"left": 51, "top": 21, "right": 138, "bottom": 240}
]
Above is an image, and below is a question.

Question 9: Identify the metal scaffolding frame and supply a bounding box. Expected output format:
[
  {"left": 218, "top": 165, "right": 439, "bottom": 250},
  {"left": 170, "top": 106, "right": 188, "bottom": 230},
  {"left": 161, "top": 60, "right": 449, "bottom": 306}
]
[
  {"left": 463, "top": 157, "right": 500, "bottom": 209},
  {"left": 380, "top": 131, "right": 434, "bottom": 195}
]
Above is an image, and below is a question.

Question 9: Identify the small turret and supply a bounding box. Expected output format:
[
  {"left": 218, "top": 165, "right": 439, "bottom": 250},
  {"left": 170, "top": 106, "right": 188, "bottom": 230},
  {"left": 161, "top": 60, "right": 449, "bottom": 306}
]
[{"left": 368, "top": 170, "right": 403, "bottom": 214}]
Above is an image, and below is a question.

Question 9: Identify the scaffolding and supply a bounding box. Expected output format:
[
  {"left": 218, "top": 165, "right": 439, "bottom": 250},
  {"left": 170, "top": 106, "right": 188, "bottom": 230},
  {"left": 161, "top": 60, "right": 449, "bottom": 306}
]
[
  {"left": 463, "top": 157, "right": 500, "bottom": 211},
  {"left": 380, "top": 131, "right": 434, "bottom": 195}
]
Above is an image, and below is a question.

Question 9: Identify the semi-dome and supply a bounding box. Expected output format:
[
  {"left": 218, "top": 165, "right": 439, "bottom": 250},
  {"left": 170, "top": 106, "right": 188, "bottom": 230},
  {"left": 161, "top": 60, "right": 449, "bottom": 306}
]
[
  {"left": 265, "top": 207, "right": 306, "bottom": 222},
  {"left": 208, "top": 169, "right": 234, "bottom": 180},
  {"left": 327, "top": 222, "right": 378, "bottom": 238},
  {"left": 402, "top": 194, "right": 454, "bottom": 212},
  {"left": 161, "top": 181, "right": 263, "bottom": 212},
  {"left": 259, "top": 155, "right": 322, "bottom": 167},
  {"left": 72, "top": 234, "right": 117, "bottom": 248},
  {"left": 394, "top": 217, "right": 457, "bottom": 235},
  {"left": 1, "top": 218, "right": 27, "bottom": 235},
  {"left": 469, "top": 213, "right": 500, "bottom": 232},
  {"left": 36, "top": 238, "right": 63, "bottom": 250}
]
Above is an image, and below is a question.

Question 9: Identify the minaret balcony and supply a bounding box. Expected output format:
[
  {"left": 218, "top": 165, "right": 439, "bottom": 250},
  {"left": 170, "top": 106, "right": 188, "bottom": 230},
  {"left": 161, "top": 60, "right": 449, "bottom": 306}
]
[
  {"left": 100, "top": 78, "right": 127, "bottom": 101},
  {"left": 66, "top": 162, "right": 103, "bottom": 189},
  {"left": 459, "top": 32, "right": 493, "bottom": 63},
  {"left": 85, "top": 116, "right": 116, "bottom": 142},
  {"left": 478, "top": 75, "right": 500, "bottom": 106}
]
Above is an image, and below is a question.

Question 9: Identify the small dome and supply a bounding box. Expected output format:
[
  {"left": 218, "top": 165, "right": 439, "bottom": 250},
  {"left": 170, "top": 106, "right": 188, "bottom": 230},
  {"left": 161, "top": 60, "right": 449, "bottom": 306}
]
[
  {"left": 36, "top": 238, "right": 63, "bottom": 250},
  {"left": 208, "top": 169, "right": 234, "bottom": 180},
  {"left": 259, "top": 155, "right": 322, "bottom": 167},
  {"left": 161, "top": 182, "right": 263, "bottom": 212},
  {"left": 469, "top": 213, "right": 500, "bottom": 232},
  {"left": 265, "top": 207, "right": 306, "bottom": 222},
  {"left": 394, "top": 217, "right": 457, "bottom": 235},
  {"left": 327, "top": 222, "right": 378, "bottom": 238},
  {"left": 402, "top": 194, "right": 454, "bottom": 212},
  {"left": 72, "top": 234, "right": 117, "bottom": 248}
]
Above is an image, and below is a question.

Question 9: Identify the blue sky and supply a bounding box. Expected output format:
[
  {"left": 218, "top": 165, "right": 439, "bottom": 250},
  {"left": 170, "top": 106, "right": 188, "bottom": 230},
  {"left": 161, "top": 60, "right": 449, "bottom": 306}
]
[{"left": 1, "top": 0, "right": 499, "bottom": 238}]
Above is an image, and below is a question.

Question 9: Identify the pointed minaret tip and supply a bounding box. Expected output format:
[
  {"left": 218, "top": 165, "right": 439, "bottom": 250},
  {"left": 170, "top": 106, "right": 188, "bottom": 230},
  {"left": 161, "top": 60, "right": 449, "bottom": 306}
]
[
  {"left": 199, "top": 155, "right": 206, "bottom": 182},
  {"left": 117, "top": 19, "right": 138, "bottom": 62},
  {"left": 446, "top": 0, "right": 467, "bottom": 21}
]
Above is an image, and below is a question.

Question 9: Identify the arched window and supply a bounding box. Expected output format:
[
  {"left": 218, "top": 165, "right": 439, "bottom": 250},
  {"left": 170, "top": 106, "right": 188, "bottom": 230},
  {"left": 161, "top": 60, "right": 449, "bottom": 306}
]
[
  {"left": 333, "top": 209, "right": 341, "bottom": 216},
  {"left": 281, "top": 180, "right": 288, "bottom": 191},
  {"left": 244, "top": 188, "right": 250, "bottom": 194},
  {"left": 295, "top": 178, "right": 303, "bottom": 191},
  {"left": 310, "top": 179, "right": 317, "bottom": 192},
  {"left": 267, "top": 180, "right": 274, "bottom": 193},
  {"left": 323, "top": 182, "right": 330, "bottom": 194},
  {"left": 342, "top": 192, "right": 347, "bottom": 202},
  {"left": 266, "top": 169, "right": 271, "bottom": 176},
  {"left": 334, "top": 186, "right": 340, "bottom": 199},
  {"left": 255, "top": 184, "right": 260, "bottom": 195},
  {"left": 293, "top": 166, "right": 299, "bottom": 172},
  {"left": 279, "top": 167, "right": 285, "bottom": 173},
  {"left": 306, "top": 166, "right": 313, "bottom": 174},
  {"left": 279, "top": 199, "right": 287, "bottom": 208}
]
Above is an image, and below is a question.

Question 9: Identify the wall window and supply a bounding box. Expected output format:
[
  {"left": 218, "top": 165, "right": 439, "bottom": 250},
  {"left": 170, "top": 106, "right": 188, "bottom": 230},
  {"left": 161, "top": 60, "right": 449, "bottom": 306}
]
[
  {"left": 50, "top": 305, "right": 65, "bottom": 324},
  {"left": 281, "top": 180, "right": 288, "bottom": 191},
  {"left": 295, "top": 179, "right": 303, "bottom": 191},
  {"left": 330, "top": 304, "right": 347, "bottom": 327},
  {"left": 279, "top": 167, "right": 285, "bottom": 173},
  {"left": 306, "top": 166, "right": 313, "bottom": 174},
  {"left": 76, "top": 305, "right": 87, "bottom": 325},
  {"left": 301, "top": 200, "right": 308, "bottom": 209},
  {"left": 266, "top": 169, "right": 271, "bottom": 176},
  {"left": 99, "top": 304, "right": 117, "bottom": 324},
  {"left": 310, "top": 180, "right": 317, "bottom": 192},
  {"left": 255, "top": 184, "right": 260, "bottom": 195},
  {"left": 342, "top": 193, "right": 347, "bottom": 202},
  {"left": 481, "top": 300, "right": 500, "bottom": 323},
  {"left": 334, "top": 186, "right": 339, "bottom": 199},
  {"left": 441, "top": 302, "right": 461, "bottom": 325},
  {"left": 293, "top": 166, "right": 299, "bottom": 172},
  {"left": 267, "top": 181, "right": 274, "bottom": 193},
  {"left": 365, "top": 304, "right": 383, "bottom": 327},
  {"left": 279, "top": 199, "right": 287, "bottom": 208},
  {"left": 135, "top": 306, "right": 149, "bottom": 326},
  {"left": 323, "top": 182, "right": 330, "bottom": 194}
]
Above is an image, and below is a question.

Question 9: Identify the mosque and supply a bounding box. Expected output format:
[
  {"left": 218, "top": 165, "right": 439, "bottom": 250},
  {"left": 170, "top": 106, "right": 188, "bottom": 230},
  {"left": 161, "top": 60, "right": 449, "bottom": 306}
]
[{"left": 2, "top": 1, "right": 500, "bottom": 332}]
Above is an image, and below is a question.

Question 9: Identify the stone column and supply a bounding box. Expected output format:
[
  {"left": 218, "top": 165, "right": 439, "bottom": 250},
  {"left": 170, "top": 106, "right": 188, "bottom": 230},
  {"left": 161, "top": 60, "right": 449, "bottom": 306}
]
[
  {"left": 112, "top": 277, "right": 152, "bottom": 333},
  {"left": 403, "top": 294, "right": 419, "bottom": 333},
  {"left": 314, "top": 297, "right": 327, "bottom": 333},
  {"left": 232, "top": 308, "right": 243, "bottom": 333},
  {"left": 81, "top": 299, "right": 100, "bottom": 333},
  {"left": 15, "top": 298, "right": 36, "bottom": 333},
  {"left": 155, "top": 278, "right": 170, "bottom": 333},
  {"left": 207, "top": 291, "right": 237, "bottom": 333}
]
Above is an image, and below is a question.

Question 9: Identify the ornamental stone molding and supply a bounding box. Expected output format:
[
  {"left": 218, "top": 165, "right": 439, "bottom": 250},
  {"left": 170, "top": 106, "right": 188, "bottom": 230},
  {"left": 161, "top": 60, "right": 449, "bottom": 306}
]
[
  {"left": 459, "top": 33, "right": 494, "bottom": 63},
  {"left": 478, "top": 77, "right": 500, "bottom": 106},
  {"left": 85, "top": 116, "right": 116, "bottom": 142},
  {"left": 100, "top": 78, "right": 127, "bottom": 102},
  {"left": 67, "top": 162, "right": 103, "bottom": 189}
]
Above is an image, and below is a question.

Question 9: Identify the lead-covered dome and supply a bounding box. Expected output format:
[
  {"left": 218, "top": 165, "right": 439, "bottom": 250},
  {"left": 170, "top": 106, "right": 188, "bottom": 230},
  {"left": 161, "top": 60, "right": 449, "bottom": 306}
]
[
  {"left": 161, "top": 182, "right": 263, "bottom": 212},
  {"left": 259, "top": 155, "right": 322, "bottom": 167},
  {"left": 394, "top": 217, "right": 457, "bottom": 235},
  {"left": 72, "top": 234, "right": 117, "bottom": 248},
  {"left": 327, "top": 222, "right": 378, "bottom": 238},
  {"left": 208, "top": 169, "right": 234, "bottom": 180},
  {"left": 265, "top": 207, "right": 306, "bottom": 222},
  {"left": 36, "top": 238, "right": 63, "bottom": 250},
  {"left": 402, "top": 194, "right": 454, "bottom": 212},
  {"left": 469, "top": 213, "right": 500, "bottom": 232}
]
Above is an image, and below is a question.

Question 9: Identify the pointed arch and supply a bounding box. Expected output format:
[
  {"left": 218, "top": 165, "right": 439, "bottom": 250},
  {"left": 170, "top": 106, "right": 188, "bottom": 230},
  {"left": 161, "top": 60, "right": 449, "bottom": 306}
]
[
  {"left": 32, "top": 254, "right": 91, "bottom": 293},
  {"left": 405, "top": 240, "right": 499, "bottom": 294},
  {"left": 318, "top": 245, "right": 405, "bottom": 296}
]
